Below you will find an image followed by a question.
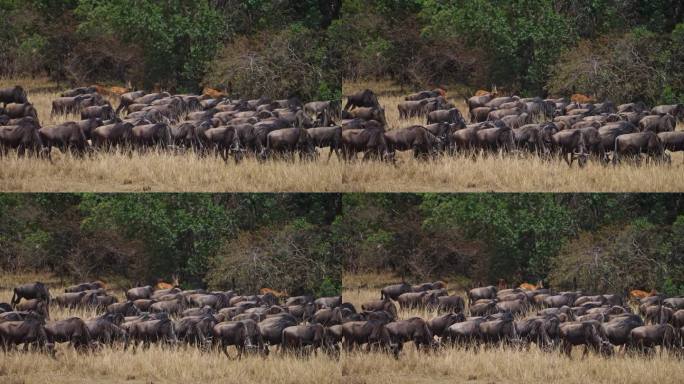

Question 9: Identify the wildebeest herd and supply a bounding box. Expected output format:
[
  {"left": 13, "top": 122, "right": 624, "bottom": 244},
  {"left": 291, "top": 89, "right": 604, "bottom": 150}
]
[
  {"left": 0, "top": 85, "right": 345, "bottom": 162},
  {"left": 1, "top": 280, "right": 342, "bottom": 358},
  {"left": 344, "top": 281, "right": 684, "bottom": 358},
  {"left": 343, "top": 88, "right": 684, "bottom": 166}
]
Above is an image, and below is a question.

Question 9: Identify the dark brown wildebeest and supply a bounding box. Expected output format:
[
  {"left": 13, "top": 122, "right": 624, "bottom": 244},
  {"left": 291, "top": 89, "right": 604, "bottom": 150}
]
[
  {"left": 513, "top": 124, "right": 546, "bottom": 154},
  {"left": 664, "top": 297, "right": 684, "bottom": 310},
  {"left": 551, "top": 129, "right": 588, "bottom": 167},
  {"left": 261, "top": 127, "right": 316, "bottom": 161},
  {"left": 559, "top": 321, "right": 613, "bottom": 357},
  {"left": 495, "top": 299, "right": 527, "bottom": 315},
  {"left": 468, "top": 286, "right": 497, "bottom": 302},
  {"left": 314, "top": 296, "right": 342, "bottom": 310},
  {"left": 81, "top": 105, "right": 115, "bottom": 121},
  {"left": 4, "top": 103, "right": 38, "bottom": 122},
  {"left": 126, "top": 318, "right": 178, "bottom": 349},
  {"left": 107, "top": 301, "right": 140, "bottom": 317},
  {"left": 428, "top": 313, "right": 466, "bottom": 337},
  {"left": 469, "top": 106, "right": 492, "bottom": 123},
  {"left": 600, "top": 314, "right": 643, "bottom": 347},
  {"left": 628, "top": 324, "right": 681, "bottom": 354},
  {"left": 470, "top": 300, "right": 498, "bottom": 316},
  {"left": 475, "top": 126, "right": 514, "bottom": 153},
  {"left": 307, "top": 126, "right": 342, "bottom": 161},
  {"left": 613, "top": 131, "right": 669, "bottom": 165},
  {"left": 188, "top": 293, "right": 231, "bottom": 310},
  {"left": 341, "top": 320, "right": 398, "bottom": 356},
  {"left": 386, "top": 317, "right": 435, "bottom": 352},
  {"left": 361, "top": 299, "right": 398, "bottom": 320},
  {"left": 479, "top": 312, "right": 517, "bottom": 345},
  {"left": 45, "top": 317, "right": 91, "bottom": 350},
  {"left": 443, "top": 317, "right": 486, "bottom": 347},
  {"left": 406, "top": 90, "right": 442, "bottom": 101},
  {"left": 54, "top": 292, "right": 88, "bottom": 309},
  {"left": 639, "top": 114, "right": 676, "bottom": 133},
  {"left": 515, "top": 316, "right": 557, "bottom": 350},
  {"left": 281, "top": 323, "right": 333, "bottom": 355},
  {"left": 468, "top": 94, "right": 494, "bottom": 111},
  {"left": 599, "top": 121, "right": 638, "bottom": 151},
  {"left": 341, "top": 128, "right": 391, "bottom": 161},
  {"left": 15, "top": 299, "right": 49, "bottom": 320},
  {"left": 201, "top": 126, "right": 240, "bottom": 161},
  {"left": 397, "top": 292, "right": 431, "bottom": 310},
  {"left": 345, "top": 89, "right": 380, "bottom": 111},
  {"left": 39, "top": 122, "right": 87, "bottom": 157},
  {"left": 427, "top": 108, "right": 464, "bottom": 125},
  {"left": 659, "top": 131, "right": 684, "bottom": 162},
  {"left": 85, "top": 314, "right": 127, "bottom": 346},
  {"left": 644, "top": 305, "right": 674, "bottom": 325},
  {"left": 384, "top": 125, "right": 438, "bottom": 158},
  {"left": 436, "top": 295, "right": 465, "bottom": 313},
  {"left": 213, "top": 321, "right": 257, "bottom": 358},
  {"left": 380, "top": 283, "right": 411, "bottom": 301},
  {"left": 487, "top": 108, "right": 522, "bottom": 122},
  {"left": 11, "top": 282, "right": 50, "bottom": 308},
  {"left": 91, "top": 121, "right": 134, "bottom": 150},
  {"left": 672, "top": 309, "right": 684, "bottom": 328},
  {"left": 0, "top": 317, "right": 53, "bottom": 353},
  {"left": 150, "top": 298, "right": 186, "bottom": 315},
  {"left": 651, "top": 104, "right": 684, "bottom": 121},
  {"left": 126, "top": 286, "right": 153, "bottom": 301},
  {"left": 397, "top": 100, "right": 428, "bottom": 119},
  {"left": 0, "top": 86, "right": 28, "bottom": 106},
  {"left": 304, "top": 100, "right": 341, "bottom": 127},
  {"left": 258, "top": 313, "right": 299, "bottom": 346},
  {"left": 65, "top": 281, "right": 105, "bottom": 293},
  {"left": 0, "top": 118, "right": 44, "bottom": 157},
  {"left": 175, "top": 315, "right": 217, "bottom": 347},
  {"left": 312, "top": 308, "right": 346, "bottom": 326},
  {"left": 345, "top": 107, "right": 387, "bottom": 126}
]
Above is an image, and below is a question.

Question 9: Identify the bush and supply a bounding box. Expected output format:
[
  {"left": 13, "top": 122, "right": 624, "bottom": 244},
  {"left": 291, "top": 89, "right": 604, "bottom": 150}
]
[
  {"left": 204, "top": 25, "right": 341, "bottom": 101},
  {"left": 205, "top": 221, "right": 339, "bottom": 295},
  {"left": 547, "top": 28, "right": 670, "bottom": 104}
]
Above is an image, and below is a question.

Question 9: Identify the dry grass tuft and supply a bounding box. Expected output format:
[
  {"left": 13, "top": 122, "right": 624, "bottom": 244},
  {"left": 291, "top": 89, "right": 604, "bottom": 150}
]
[{"left": 341, "top": 274, "right": 684, "bottom": 384}]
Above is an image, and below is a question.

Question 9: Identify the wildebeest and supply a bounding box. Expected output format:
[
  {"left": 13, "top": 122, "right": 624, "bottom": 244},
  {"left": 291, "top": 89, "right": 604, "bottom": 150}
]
[
  {"left": 639, "top": 114, "right": 676, "bottom": 133},
  {"left": 341, "top": 320, "right": 398, "bottom": 356},
  {"left": 0, "top": 317, "right": 54, "bottom": 353},
  {"left": 559, "top": 321, "right": 613, "bottom": 357},
  {"left": 307, "top": 126, "right": 342, "bottom": 161},
  {"left": 0, "top": 118, "right": 44, "bottom": 157},
  {"left": 39, "top": 122, "right": 88, "bottom": 157},
  {"left": 0, "top": 86, "right": 28, "bottom": 106},
  {"left": 385, "top": 317, "right": 434, "bottom": 353},
  {"left": 613, "top": 131, "right": 669, "bottom": 165},
  {"left": 628, "top": 324, "right": 681, "bottom": 354},
  {"left": 651, "top": 104, "right": 684, "bottom": 120},
  {"left": 551, "top": 129, "right": 588, "bottom": 167},
  {"left": 384, "top": 125, "right": 438, "bottom": 158},
  {"left": 261, "top": 127, "right": 316, "bottom": 161},
  {"left": 381, "top": 283, "right": 411, "bottom": 301},
  {"left": 341, "top": 128, "right": 391, "bottom": 161},
  {"left": 11, "top": 282, "right": 50, "bottom": 308},
  {"left": 16, "top": 299, "right": 50, "bottom": 320},
  {"left": 44, "top": 317, "right": 91, "bottom": 350},
  {"left": 345, "top": 89, "right": 380, "bottom": 111}
]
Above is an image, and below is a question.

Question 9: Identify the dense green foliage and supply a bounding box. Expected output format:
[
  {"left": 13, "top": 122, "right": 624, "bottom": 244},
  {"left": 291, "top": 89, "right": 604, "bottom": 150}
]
[
  {"left": 334, "top": 193, "right": 684, "bottom": 295},
  {"left": 3, "top": 193, "right": 684, "bottom": 295},
  {"left": 0, "top": 194, "right": 342, "bottom": 294},
  {"left": 0, "top": 0, "right": 341, "bottom": 97},
  {"left": 339, "top": 0, "right": 683, "bottom": 101}
]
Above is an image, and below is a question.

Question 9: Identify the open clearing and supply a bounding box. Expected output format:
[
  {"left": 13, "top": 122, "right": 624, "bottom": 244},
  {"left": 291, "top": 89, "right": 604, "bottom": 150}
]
[{"left": 340, "top": 273, "right": 684, "bottom": 384}]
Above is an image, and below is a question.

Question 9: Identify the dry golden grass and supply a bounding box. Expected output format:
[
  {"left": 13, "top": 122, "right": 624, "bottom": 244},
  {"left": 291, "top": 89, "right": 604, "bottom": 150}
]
[
  {"left": 0, "top": 274, "right": 341, "bottom": 384},
  {"left": 341, "top": 273, "right": 684, "bottom": 384},
  {"left": 3, "top": 77, "right": 684, "bottom": 192}
]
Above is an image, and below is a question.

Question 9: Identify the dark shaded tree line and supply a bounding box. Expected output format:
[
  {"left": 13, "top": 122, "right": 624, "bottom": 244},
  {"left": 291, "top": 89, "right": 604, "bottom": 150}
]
[
  {"left": 336, "top": 193, "right": 684, "bottom": 295},
  {"left": 0, "top": 193, "right": 342, "bottom": 296},
  {"left": 0, "top": 0, "right": 342, "bottom": 99},
  {"left": 339, "top": 0, "right": 684, "bottom": 104}
]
